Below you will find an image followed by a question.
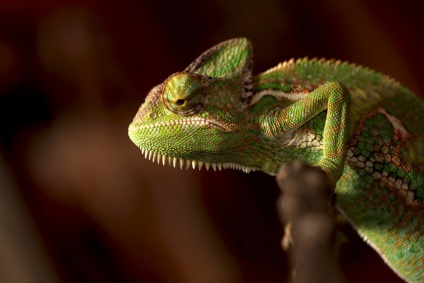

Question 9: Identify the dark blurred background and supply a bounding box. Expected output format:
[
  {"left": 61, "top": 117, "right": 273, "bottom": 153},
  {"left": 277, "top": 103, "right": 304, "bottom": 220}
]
[{"left": 1, "top": 0, "right": 423, "bottom": 282}]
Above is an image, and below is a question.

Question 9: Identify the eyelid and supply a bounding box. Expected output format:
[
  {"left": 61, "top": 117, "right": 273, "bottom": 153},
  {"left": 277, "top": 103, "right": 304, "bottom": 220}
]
[{"left": 161, "top": 72, "right": 205, "bottom": 115}]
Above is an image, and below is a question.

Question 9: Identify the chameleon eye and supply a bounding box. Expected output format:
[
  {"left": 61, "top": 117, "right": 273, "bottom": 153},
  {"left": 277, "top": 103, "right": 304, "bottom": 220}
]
[{"left": 162, "top": 73, "right": 205, "bottom": 115}]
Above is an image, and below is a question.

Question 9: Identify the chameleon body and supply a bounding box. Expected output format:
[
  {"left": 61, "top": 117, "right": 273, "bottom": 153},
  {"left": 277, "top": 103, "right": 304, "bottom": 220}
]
[{"left": 128, "top": 38, "right": 424, "bottom": 282}]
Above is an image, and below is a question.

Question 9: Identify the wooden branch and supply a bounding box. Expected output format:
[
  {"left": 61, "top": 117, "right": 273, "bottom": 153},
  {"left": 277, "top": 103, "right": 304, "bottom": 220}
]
[{"left": 276, "top": 160, "right": 344, "bottom": 283}]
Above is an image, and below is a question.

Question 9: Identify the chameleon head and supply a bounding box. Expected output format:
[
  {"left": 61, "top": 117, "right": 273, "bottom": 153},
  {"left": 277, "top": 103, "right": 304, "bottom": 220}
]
[{"left": 128, "top": 38, "right": 261, "bottom": 172}]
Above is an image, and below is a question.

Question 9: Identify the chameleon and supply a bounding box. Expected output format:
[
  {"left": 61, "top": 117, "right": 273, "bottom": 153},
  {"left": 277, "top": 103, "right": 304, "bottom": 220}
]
[{"left": 128, "top": 38, "right": 424, "bottom": 282}]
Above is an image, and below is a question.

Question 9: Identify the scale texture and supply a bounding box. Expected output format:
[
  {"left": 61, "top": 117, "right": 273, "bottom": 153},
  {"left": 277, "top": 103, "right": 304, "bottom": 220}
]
[{"left": 128, "top": 38, "right": 424, "bottom": 282}]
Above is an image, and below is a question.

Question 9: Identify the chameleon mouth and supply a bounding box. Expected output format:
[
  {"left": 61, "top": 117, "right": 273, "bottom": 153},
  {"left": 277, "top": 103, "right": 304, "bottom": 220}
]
[
  {"left": 140, "top": 148, "right": 256, "bottom": 173},
  {"left": 130, "top": 117, "right": 238, "bottom": 132}
]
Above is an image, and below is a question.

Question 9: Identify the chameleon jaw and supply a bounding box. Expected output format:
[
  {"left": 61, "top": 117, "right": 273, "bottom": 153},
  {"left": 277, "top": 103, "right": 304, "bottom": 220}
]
[{"left": 140, "top": 147, "right": 257, "bottom": 173}]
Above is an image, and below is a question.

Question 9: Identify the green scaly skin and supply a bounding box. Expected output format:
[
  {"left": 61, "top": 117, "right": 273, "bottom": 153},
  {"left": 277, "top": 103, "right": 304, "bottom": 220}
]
[{"left": 128, "top": 38, "right": 424, "bottom": 282}]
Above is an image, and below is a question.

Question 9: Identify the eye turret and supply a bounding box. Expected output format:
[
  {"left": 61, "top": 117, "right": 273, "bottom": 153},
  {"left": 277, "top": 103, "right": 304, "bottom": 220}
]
[{"left": 162, "top": 73, "right": 205, "bottom": 115}]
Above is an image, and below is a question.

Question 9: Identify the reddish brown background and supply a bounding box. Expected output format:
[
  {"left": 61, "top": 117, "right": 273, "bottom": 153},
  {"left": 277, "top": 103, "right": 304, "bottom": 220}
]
[{"left": 1, "top": 0, "right": 423, "bottom": 282}]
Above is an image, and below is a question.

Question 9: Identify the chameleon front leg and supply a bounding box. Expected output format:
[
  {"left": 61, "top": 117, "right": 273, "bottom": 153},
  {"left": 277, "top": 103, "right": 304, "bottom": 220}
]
[{"left": 270, "top": 82, "right": 351, "bottom": 185}]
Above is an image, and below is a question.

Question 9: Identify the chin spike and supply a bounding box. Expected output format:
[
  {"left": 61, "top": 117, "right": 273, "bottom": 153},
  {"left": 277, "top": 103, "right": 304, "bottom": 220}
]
[{"left": 167, "top": 156, "right": 172, "bottom": 166}]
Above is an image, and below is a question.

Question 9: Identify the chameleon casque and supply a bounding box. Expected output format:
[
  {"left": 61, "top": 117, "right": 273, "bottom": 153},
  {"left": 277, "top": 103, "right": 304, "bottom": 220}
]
[{"left": 128, "top": 38, "right": 424, "bottom": 282}]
